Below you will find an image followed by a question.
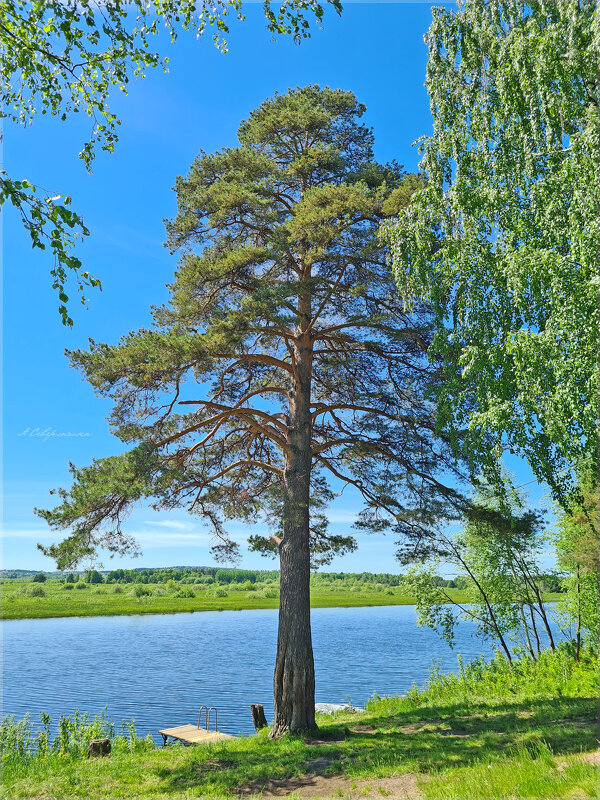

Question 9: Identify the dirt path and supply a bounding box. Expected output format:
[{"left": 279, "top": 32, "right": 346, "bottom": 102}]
[{"left": 238, "top": 772, "right": 422, "bottom": 799}]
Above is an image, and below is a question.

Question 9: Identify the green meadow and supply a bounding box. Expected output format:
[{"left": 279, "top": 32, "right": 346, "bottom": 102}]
[{"left": 0, "top": 577, "right": 484, "bottom": 620}]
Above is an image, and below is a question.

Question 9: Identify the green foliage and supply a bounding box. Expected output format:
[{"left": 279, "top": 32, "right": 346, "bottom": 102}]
[
  {"left": 38, "top": 85, "right": 462, "bottom": 570},
  {"left": 36, "top": 446, "right": 161, "bottom": 569},
  {"left": 173, "top": 587, "right": 195, "bottom": 599},
  {"left": 215, "top": 569, "right": 256, "bottom": 584},
  {"left": 387, "top": 0, "right": 599, "bottom": 503},
  {"left": 62, "top": 583, "right": 74, "bottom": 591},
  {"left": 29, "top": 585, "right": 45, "bottom": 598},
  {"left": 1, "top": 0, "right": 341, "bottom": 323},
  {"left": 0, "top": 176, "right": 97, "bottom": 326},
  {"left": 405, "top": 484, "right": 556, "bottom": 660},
  {"left": 32, "top": 573, "right": 46, "bottom": 583},
  {"left": 75, "top": 581, "right": 87, "bottom": 590},
  {"left": 133, "top": 584, "right": 151, "bottom": 598},
  {"left": 84, "top": 569, "right": 104, "bottom": 584},
  {"left": 552, "top": 480, "right": 599, "bottom": 651},
  {"left": 65, "top": 573, "right": 75, "bottom": 583}
]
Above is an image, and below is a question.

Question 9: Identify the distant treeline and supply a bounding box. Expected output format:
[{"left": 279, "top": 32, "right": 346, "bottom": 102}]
[{"left": 2, "top": 566, "right": 564, "bottom": 593}]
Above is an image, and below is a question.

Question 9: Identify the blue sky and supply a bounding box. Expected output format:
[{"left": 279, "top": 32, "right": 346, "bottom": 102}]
[{"left": 2, "top": 2, "right": 554, "bottom": 573}]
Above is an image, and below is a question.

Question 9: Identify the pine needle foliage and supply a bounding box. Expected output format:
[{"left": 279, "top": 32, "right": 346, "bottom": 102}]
[
  {"left": 36, "top": 85, "right": 463, "bottom": 571},
  {"left": 36, "top": 86, "right": 465, "bottom": 734}
]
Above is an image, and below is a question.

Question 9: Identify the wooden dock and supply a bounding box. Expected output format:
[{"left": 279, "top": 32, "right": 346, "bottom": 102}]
[{"left": 158, "top": 724, "right": 235, "bottom": 746}]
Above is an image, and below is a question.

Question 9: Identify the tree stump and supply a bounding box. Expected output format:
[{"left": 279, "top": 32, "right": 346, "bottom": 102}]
[
  {"left": 87, "top": 738, "right": 111, "bottom": 758},
  {"left": 250, "top": 704, "right": 268, "bottom": 731}
]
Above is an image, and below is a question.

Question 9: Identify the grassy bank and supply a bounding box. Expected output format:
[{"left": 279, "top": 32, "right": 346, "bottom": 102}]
[
  {"left": 2, "top": 648, "right": 597, "bottom": 799},
  {"left": 0, "top": 579, "right": 483, "bottom": 620}
]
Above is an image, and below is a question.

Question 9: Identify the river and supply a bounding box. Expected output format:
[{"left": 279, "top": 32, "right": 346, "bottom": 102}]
[{"left": 2, "top": 605, "right": 504, "bottom": 738}]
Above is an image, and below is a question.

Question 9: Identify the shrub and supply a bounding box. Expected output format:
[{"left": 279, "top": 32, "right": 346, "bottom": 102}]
[
  {"left": 75, "top": 582, "right": 87, "bottom": 590},
  {"left": 134, "top": 585, "right": 151, "bottom": 598},
  {"left": 30, "top": 586, "right": 45, "bottom": 598},
  {"left": 165, "top": 579, "right": 176, "bottom": 592},
  {"left": 65, "top": 573, "right": 76, "bottom": 583},
  {"left": 174, "top": 587, "right": 195, "bottom": 599},
  {"left": 154, "top": 587, "right": 166, "bottom": 597},
  {"left": 215, "top": 588, "right": 228, "bottom": 598},
  {"left": 32, "top": 574, "right": 46, "bottom": 583},
  {"left": 258, "top": 588, "right": 278, "bottom": 599},
  {"left": 62, "top": 583, "right": 74, "bottom": 591},
  {"left": 113, "top": 585, "right": 123, "bottom": 594}
]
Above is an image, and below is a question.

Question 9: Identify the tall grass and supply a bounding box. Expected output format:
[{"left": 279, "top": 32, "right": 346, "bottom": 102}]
[
  {"left": 0, "top": 709, "right": 152, "bottom": 782},
  {"left": 366, "top": 644, "right": 598, "bottom": 714}
]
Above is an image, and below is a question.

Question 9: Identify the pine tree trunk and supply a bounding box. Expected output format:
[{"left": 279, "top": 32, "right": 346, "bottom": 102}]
[{"left": 270, "top": 324, "right": 316, "bottom": 738}]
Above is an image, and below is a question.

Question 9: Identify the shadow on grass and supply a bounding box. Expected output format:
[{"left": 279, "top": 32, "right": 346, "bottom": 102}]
[{"left": 152, "top": 695, "right": 597, "bottom": 796}]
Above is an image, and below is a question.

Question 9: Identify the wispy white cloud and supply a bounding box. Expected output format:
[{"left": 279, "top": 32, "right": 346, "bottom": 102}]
[
  {"left": 130, "top": 530, "right": 211, "bottom": 548},
  {"left": 142, "top": 520, "right": 195, "bottom": 531},
  {"left": 1, "top": 525, "right": 210, "bottom": 549}
]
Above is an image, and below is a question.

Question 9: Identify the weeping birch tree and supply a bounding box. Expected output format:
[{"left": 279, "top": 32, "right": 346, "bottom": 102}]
[
  {"left": 36, "top": 86, "right": 464, "bottom": 736},
  {"left": 387, "top": 0, "right": 599, "bottom": 503}
]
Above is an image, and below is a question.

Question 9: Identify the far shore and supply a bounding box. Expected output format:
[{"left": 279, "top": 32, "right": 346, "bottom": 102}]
[{"left": 1, "top": 580, "right": 562, "bottom": 621}]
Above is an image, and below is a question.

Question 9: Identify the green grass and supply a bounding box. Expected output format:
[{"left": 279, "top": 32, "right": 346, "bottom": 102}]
[
  {"left": 2, "top": 648, "right": 597, "bottom": 799},
  {"left": 0, "top": 579, "right": 481, "bottom": 620}
]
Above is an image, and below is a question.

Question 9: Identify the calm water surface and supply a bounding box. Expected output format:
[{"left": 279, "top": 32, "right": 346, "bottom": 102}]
[{"left": 2, "top": 606, "right": 495, "bottom": 738}]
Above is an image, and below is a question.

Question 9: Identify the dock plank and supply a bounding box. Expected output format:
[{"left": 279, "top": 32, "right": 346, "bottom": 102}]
[{"left": 158, "top": 725, "right": 235, "bottom": 745}]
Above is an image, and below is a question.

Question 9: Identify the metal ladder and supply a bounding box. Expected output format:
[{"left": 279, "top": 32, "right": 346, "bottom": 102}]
[{"left": 197, "top": 705, "right": 218, "bottom": 732}]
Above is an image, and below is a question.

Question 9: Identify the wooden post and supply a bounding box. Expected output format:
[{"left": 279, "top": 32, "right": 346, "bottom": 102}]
[
  {"left": 257, "top": 705, "right": 268, "bottom": 729},
  {"left": 250, "top": 704, "right": 268, "bottom": 731}
]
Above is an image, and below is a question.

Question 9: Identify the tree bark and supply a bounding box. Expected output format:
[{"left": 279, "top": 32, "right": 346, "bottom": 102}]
[
  {"left": 270, "top": 316, "right": 316, "bottom": 737},
  {"left": 519, "top": 603, "right": 536, "bottom": 660},
  {"left": 575, "top": 565, "right": 581, "bottom": 662},
  {"left": 528, "top": 602, "right": 542, "bottom": 654}
]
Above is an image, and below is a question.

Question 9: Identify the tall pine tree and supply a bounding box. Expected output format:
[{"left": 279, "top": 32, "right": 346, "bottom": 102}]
[{"left": 37, "top": 86, "right": 464, "bottom": 735}]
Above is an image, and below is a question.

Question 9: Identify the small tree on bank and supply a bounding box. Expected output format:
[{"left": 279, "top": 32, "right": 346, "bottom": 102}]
[
  {"left": 404, "top": 487, "right": 555, "bottom": 661},
  {"left": 36, "top": 86, "right": 464, "bottom": 736},
  {"left": 552, "top": 479, "right": 599, "bottom": 660}
]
